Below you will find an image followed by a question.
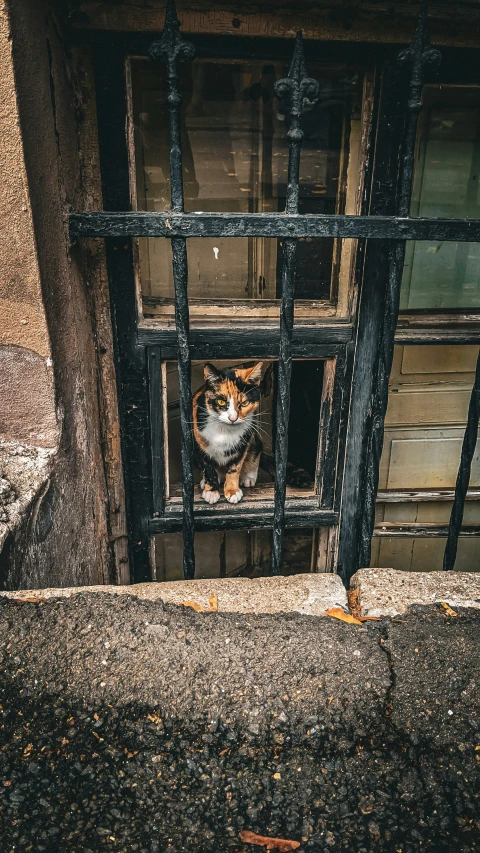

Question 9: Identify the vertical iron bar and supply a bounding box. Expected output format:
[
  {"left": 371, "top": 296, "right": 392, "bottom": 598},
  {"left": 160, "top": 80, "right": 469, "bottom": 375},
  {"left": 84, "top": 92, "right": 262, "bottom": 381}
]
[
  {"left": 358, "top": 7, "right": 441, "bottom": 570},
  {"left": 149, "top": 0, "right": 196, "bottom": 579},
  {"left": 443, "top": 349, "right": 480, "bottom": 570},
  {"left": 148, "top": 347, "right": 165, "bottom": 517},
  {"left": 271, "top": 33, "right": 319, "bottom": 574}
]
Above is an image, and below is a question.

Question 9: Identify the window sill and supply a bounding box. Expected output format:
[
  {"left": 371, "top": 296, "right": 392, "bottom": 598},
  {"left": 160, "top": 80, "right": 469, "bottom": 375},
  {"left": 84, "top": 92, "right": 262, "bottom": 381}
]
[{"left": 149, "top": 487, "right": 336, "bottom": 533}]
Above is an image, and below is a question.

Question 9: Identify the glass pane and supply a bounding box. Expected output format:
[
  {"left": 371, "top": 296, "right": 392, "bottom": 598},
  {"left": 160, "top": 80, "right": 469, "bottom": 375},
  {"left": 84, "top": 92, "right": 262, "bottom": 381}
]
[
  {"left": 380, "top": 345, "right": 480, "bottom": 491},
  {"left": 401, "top": 86, "right": 480, "bottom": 309},
  {"left": 370, "top": 536, "right": 479, "bottom": 572},
  {"left": 131, "top": 58, "right": 361, "bottom": 303},
  {"left": 375, "top": 501, "right": 480, "bottom": 525},
  {"left": 154, "top": 528, "right": 320, "bottom": 581}
]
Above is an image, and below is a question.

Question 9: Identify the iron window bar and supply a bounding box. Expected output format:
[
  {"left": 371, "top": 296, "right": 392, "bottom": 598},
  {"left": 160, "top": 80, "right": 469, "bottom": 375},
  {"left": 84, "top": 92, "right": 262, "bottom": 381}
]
[
  {"left": 71, "top": 1, "right": 480, "bottom": 580},
  {"left": 148, "top": 2, "right": 196, "bottom": 578},
  {"left": 443, "top": 349, "right": 480, "bottom": 570},
  {"left": 270, "top": 34, "right": 320, "bottom": 575},
  {"left": 358, "top": 4, "right": 443, "bottom": 571},
  {"left": 69, "top": 213, "right": 480, "bottom": 242}
]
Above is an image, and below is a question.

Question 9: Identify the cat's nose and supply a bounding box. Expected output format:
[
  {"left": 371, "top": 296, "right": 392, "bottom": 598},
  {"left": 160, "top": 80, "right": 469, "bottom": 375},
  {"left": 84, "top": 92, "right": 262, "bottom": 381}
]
[{"left": 228, "top": 413, "right": 238, "bottom": 423}]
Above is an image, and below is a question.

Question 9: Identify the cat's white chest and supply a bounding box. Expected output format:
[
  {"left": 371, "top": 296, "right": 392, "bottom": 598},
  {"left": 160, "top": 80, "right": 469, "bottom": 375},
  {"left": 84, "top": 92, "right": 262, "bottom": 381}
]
[{"left": 201, "top": 417, "right": 250, "bottom": 464}]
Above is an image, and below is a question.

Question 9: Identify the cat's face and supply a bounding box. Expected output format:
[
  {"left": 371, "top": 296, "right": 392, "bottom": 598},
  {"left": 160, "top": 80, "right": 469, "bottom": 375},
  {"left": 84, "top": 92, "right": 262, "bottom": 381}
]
[{"left": 203, "top": 362, "right": 262, "bottom": 426}]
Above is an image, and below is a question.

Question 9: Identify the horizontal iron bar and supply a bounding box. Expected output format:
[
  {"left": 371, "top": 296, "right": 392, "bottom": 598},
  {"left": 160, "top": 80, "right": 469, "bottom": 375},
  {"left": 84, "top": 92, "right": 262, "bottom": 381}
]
[
  {"left": 69, "top": 212, "right": 480, "bottom": 242},
  {"left": 373, "top": 522, "right": 480, "bottom": 537},
  {"left": 137, "top": 324, "right": 351, "bottom": 355},
  {"left": 148, "top": 506, "right": 337, "bottom": 534}
]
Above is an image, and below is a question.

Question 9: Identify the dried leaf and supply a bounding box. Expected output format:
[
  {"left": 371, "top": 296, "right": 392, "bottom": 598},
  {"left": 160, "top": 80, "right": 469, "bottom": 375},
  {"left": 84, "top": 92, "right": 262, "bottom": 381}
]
[
  {"left": 182, "top": 596, "right": 219, "bottom": 613},
  {"left": 182, "top": 601, "right": 209, "bottom": 612},
  {"left": 347, "top": 587, "right": 362, "bottom": 619},
  {"left": 10, "top": 597, "right": 46, "bottom": 604},
  {"left": 440, "top": 601, "right": 457, "bottom": 617},
  {"left": 239, "top": 830, "right": 300, "bottom": 851},
  {"left": 345, "top": 589, "right": 381, "bottom": 621},
  {"left": 326, "top": 607, "right": 362, "bottom": 626}
]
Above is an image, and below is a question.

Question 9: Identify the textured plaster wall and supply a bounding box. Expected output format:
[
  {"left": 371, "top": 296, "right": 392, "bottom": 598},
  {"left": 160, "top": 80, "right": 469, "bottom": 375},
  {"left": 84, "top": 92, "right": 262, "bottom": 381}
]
[
  {"left": 0, "top": 0, "right": 56, "bottom": 446},
  {"left": 0, "top": 2, "right": 51, "bottom": 359},
  {"left": 0, "top": 0, "right": 123, "bottom": 589}
]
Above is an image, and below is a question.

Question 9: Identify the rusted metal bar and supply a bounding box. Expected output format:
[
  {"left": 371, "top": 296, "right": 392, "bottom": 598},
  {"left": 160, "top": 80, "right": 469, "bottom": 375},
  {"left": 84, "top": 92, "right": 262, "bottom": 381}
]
[
  {"left": 69, "top": 211, "right": 480, "bottom": 242},
  {"left": 271, "top": 32, "right": 320, "bottom": 575},
  {"left": 443, "top": 348, "right": 480, "bottom": 569},
  {"left": 148, "top": 0, "right": 196, "bottom": 579},
  {"left": 358, "top": 6, "right": 442, "bottom": 571}
]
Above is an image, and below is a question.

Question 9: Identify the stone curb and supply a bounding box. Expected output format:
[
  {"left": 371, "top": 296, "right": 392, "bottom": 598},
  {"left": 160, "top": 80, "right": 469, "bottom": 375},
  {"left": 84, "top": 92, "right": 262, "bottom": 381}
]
[
  {"left": 0, "top": 573, "right": 348, "bottom": 616},
  {"left": 351, "top": 567, "right": 480, "bottom": 616}
]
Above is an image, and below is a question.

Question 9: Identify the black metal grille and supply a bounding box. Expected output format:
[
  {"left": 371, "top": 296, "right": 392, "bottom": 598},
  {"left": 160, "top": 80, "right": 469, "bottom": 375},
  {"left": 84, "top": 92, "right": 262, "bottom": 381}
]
[{"left": 70, "top": 0, "right": 480, "bottom": 582}]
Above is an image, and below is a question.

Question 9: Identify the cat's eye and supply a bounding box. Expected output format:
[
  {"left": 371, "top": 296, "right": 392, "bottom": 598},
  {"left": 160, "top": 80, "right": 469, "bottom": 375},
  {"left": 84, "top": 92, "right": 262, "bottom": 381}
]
[{"left": 217, "top": 399, "right": 227, "bottom": 407}]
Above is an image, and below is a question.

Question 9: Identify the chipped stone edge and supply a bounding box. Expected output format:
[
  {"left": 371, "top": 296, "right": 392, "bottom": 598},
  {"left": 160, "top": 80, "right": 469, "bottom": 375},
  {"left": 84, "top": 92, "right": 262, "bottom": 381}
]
[
  {"left": 0, "top": 574, "right": 348, "bottom": 617},
  {"left": 350, "top": 568, "right": 480, "bottom": 617}
]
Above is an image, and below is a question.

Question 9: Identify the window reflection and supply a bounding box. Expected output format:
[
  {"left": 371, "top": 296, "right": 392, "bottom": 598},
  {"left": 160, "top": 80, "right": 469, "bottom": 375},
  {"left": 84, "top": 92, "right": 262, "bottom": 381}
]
[
  {"left": 401, "top": 86, "right": 480, "bottom": 310},
  {"left": 131, "top": 58, "right": 361, "bottom": 304}
]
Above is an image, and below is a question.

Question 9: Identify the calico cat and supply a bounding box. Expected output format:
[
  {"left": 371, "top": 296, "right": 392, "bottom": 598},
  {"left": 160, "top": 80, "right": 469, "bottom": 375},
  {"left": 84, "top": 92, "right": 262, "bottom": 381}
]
[{"left": 192, "top": 362, "right": 311, "bottom": 505}]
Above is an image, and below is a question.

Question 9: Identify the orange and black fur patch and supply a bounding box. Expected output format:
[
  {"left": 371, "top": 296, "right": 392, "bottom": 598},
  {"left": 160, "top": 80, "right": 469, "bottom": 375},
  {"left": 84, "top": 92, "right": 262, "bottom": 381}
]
[
  {"left": 192, "top": 362, "right": 312, "bottom": 505},
  {"left": 192, "top": 362, "right": 263, "bottom": 505}
]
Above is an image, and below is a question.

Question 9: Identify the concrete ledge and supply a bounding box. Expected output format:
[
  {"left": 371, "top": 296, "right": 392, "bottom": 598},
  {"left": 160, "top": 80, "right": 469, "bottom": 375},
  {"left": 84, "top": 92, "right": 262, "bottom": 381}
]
[
  {"left": 0, "top": 592, "right": 478, "bottom": 852},
  {"left": 351, "top": 567, "right": 480, "bottom": 616},
  {"left": 0, "top": 573, "right": 348, "bottom": 615}
]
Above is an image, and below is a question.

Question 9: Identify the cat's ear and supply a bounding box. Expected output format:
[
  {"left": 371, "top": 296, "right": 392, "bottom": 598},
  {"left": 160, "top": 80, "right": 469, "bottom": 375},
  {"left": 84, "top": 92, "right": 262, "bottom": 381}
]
[
  {"left": 243, "top": 362, "right": 263, "bottom": 385},
  {"left": 204, "top": 363, "right": 221, "bottom": 386}
]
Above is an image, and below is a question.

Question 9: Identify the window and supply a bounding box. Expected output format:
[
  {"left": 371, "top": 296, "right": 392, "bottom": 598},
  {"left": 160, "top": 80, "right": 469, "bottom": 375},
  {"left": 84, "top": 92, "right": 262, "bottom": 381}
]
[
  {"left": 130, "top": 57, "right": 363, "bottom": 319},
  {"left": 373, "top": 344, "right": 480, "bottom": 569},
  {"left": 372, "top": 85, "right": 480, "bottom": 570},
  {"left": 70, "top": 3, "right": 480, "bottom": 583}
]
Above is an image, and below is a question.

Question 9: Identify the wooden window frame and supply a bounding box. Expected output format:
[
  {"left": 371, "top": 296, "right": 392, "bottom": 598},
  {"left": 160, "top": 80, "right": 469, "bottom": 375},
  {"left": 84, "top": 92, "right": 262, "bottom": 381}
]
[{"left": 70, "top": 5, "right": 480, "bottom": 583}]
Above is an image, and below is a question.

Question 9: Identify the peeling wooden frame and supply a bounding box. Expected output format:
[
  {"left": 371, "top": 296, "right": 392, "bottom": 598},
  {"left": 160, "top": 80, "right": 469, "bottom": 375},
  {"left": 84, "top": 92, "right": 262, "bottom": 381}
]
[
  {"left": 373, "top": 523, "right": 480, "bottom": 537},
  {"left": 150, "top": 355, "right": 344, "bottom": 557}
]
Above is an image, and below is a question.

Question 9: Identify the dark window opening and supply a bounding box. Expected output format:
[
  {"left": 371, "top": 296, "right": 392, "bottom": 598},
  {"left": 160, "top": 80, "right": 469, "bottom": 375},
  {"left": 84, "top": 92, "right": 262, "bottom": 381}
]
[
  {"left": 165, "top": 359, "right": 324, "bottom": 501},
  {"left": 154, "top": 527, "right": 322, "bottom": 582}
]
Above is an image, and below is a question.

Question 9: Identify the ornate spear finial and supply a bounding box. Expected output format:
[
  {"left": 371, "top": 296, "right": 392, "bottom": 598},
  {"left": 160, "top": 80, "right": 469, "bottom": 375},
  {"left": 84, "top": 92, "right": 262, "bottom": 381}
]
[
  {"left": 148, "top": 0, "right": 195, "bottom": 90},
  {"left": 397, "top": 5, "right": 441, "bottom": 114},
  {"left": 274, "top": 31, "right": 320, "bottom": 144},
  {"left": 396, "top": 4, "right": 441, "bottom": 215},
  {"left": 147, "top": 0, "right": 195, "bottom": 211}
]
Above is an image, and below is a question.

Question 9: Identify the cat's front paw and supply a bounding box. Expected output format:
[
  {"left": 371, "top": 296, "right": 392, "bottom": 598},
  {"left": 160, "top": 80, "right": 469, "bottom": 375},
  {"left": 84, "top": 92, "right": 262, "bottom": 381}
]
[
  {"left": 240, "top": 474, "right": 257, "bottom": 487},
  {"left": 202, "top": 488, "right": 220, "bottom": 504},
  {"left": 225, "top": 488, "right": 243, "bottom": 504}
]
